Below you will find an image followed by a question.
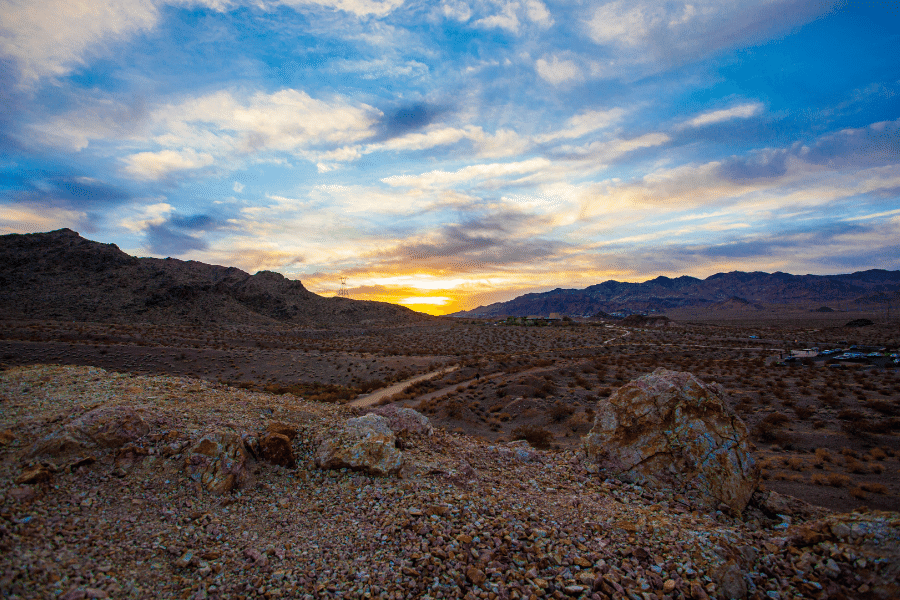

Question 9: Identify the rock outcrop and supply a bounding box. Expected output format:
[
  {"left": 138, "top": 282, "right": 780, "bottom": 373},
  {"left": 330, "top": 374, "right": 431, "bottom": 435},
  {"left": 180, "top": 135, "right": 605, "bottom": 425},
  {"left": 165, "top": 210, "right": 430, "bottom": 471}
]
[
  {"left": 369, "top": 406, "right": 433, "bottom": 440},
  {"left": 184, "top": 431, "right": 252, "bottom": 494},
  {"left": 582, "top": 368, "right": 757, "bottom": 513},
  {"left": 258, "top": 432, "right": 295, "bottom": 468},
  {"left": 28, "top": 406, "right": 151, "bottom": 457},
  {"left": 315, "top": 414, "right": 404, "bottom": 476}
]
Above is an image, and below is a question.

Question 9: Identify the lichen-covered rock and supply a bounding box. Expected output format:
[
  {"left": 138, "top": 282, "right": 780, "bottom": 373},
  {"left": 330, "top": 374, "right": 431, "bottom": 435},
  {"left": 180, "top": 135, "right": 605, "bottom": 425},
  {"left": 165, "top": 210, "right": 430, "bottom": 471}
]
[
  {"left": 28, "top": 406, "right": 151, "bottom": 457},
  {"left": 314, "top": 414, "right": 403, "bottom": 476},
  {"left": 582, "top": 368, "right": 757, "bottom": 513},
  {"left": 258, "top": 432, "right": 296, "bottom": 468},
  {"left": 184, "top": 432, "right": 251, "bottom": 494},
  {"left": 369, "top": 405, "right": 433, "bottom": 439}
]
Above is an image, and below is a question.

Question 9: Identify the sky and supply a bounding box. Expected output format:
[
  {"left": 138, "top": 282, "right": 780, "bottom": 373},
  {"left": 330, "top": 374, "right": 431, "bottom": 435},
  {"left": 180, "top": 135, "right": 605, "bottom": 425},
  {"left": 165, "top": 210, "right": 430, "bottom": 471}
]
[{"left": 1, "top": 0, "right": 899, "bottom": 315}]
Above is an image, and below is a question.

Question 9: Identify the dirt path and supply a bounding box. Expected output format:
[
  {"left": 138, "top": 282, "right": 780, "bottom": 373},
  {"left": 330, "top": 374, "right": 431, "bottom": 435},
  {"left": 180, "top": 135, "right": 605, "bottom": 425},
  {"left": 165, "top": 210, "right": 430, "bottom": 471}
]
[{"left": 349, "top": 365, "right": 459, "bottom": 408}]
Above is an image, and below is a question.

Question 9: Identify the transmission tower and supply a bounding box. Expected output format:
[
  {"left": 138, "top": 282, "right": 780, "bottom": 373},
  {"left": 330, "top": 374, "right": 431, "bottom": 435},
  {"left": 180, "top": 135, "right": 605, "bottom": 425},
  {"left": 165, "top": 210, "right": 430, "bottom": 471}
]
[{"left": 337, "top": 277, "right": 350, "bottom": 298}]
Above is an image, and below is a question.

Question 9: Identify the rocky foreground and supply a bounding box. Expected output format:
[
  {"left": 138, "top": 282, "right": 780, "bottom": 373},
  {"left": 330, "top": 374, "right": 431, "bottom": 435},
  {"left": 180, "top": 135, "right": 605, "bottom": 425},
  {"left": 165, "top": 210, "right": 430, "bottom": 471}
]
[{"left": 1, "top": 365, "right": 898, "bottom": 600}]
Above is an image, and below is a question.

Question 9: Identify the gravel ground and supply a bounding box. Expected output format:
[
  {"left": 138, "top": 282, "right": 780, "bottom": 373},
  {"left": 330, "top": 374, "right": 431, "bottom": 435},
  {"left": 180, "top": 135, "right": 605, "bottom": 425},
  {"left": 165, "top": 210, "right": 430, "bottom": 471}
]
[{"left": 1, "top": 365, "right": 898, "bottom": 600}]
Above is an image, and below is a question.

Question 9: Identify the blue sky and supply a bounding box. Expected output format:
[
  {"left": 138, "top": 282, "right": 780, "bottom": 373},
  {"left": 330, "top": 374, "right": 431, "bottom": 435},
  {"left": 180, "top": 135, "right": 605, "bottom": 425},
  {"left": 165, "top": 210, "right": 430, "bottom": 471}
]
[{"left": 1, "top": 0, "right": 898, "bottom": 314}]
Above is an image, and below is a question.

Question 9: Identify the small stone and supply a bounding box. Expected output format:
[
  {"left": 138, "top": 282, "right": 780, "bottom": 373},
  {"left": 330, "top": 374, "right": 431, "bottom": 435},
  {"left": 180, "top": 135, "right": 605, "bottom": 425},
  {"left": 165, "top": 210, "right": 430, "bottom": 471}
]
[
  {"left": 830, "top": 523, "right": 851, "bottom": 540},
  {"left": 15, "top": 465, "right": 51, "bottom": 485},
  {"left": 175, "top": 551, "right": 194, "bottom": 568},
  {"left": 457, "top": 533, "right": 473, "bottom": 544},
  {"left": 466, "top": 566, "right": 486, "bottom": 585},
  {"left": 84, "top": 588, "right": 108, "bottom": 599},
  {"left": 9, "top": 486, "right": 36, "bottom": 503},
  {"left": 59, "top": 589, "right": 86, "bottom": 600},
  {"left": 573, "top": 556, "right": 591, "bottom": 568},
  {"left": 408, "top": 507, "right": 423, "bottom": 516}
]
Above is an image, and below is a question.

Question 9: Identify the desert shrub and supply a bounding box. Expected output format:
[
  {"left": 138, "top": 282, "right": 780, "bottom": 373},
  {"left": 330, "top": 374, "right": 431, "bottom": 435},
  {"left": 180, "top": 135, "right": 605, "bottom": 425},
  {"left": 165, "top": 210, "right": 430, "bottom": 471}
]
[
  {"left": 844, "top": 457, "right": 868, "bottom": 474},
  {"left": 815, "top": 448, "right": 833, "bottom": 463},
  {"left": 849, "top": 486, "right": 868, "bottom": 499},
  {"left": 762, "top": 412, "right": 791, "bottom": 426},
  {"left": 868, "top": 400, "right": 899, "bottom": 416},
  {"left": 511, "top": 424, "right": 554, "bottom": 449},
  {"left": 794, "top": 405, "right": 815, "bottom": 420},
  {"left": 860, "top": 482, "right": 888, "bottom": 494},
  {"left": 549, "top": 403, "right": 575, "bottom": 422},
  {"left": 785, "top": 456, "right": 806, "bottom": 471},
  {"left": 870, "top": 447, "right": 889, "bottom": 460},
  {"left": 825, "top": 473, "right": 852, "bottom": 487}
]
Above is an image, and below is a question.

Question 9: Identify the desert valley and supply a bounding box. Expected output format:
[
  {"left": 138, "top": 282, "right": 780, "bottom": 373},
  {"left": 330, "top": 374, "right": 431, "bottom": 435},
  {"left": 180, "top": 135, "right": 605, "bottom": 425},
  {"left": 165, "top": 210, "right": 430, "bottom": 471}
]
[{"left": 0, "top": 230, "right": 898, "bottom": 600}]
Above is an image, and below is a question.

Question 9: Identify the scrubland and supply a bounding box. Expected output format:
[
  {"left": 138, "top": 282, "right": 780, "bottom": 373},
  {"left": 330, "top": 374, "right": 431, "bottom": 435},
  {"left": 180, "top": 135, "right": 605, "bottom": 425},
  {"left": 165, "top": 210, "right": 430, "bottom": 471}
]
[{"left": 1, "top": 315, "right": 898, "bottom": 513}]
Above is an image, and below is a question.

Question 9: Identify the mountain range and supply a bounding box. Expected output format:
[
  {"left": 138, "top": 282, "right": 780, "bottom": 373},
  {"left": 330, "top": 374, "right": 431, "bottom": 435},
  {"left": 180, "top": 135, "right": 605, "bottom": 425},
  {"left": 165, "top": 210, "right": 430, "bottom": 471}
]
[
  {"left": 0, "top": 229, "right": 427, "bottom": 327},
  {"left": 451, "top": 270, "right": 900, "bottom": 318}
]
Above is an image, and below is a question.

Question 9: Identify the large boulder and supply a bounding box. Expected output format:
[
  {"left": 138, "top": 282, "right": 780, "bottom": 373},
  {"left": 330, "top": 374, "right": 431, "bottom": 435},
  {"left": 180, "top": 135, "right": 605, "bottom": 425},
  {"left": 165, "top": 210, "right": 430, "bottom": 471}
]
[
  {"left": 582, "top": 368, "right": 757, "bottom": 513},
  {"left": 369, "top": 406, "right": 433, "bottom": 440},
  {"left": 28, "top": 406, "right": 151, "bottom": 457},
  {"left": 184, "top": 431, "right": 252, "bottom": 494},
  {"left": 314, "top": 414, "right": 403, "bottom": 476}
]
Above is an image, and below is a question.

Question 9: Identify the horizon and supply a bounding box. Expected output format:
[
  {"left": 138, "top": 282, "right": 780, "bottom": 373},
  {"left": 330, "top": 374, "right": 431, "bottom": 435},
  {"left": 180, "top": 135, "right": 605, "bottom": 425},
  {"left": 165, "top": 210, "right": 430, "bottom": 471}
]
[{"left": 1, "top": 1, "right": 898, "bottom": 316}]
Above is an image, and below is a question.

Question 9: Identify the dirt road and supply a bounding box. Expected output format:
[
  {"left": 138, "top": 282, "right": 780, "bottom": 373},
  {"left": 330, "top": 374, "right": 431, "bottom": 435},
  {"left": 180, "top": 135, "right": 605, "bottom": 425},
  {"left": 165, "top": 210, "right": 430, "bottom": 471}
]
[{"left": 349, "top": 365, "right": 459, "bottom": 408}]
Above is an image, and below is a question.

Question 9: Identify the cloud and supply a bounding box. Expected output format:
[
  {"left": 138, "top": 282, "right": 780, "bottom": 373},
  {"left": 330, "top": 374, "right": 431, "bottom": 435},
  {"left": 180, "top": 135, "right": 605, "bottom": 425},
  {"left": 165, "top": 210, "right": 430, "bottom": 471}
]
[
  {"left": 375, "top": 102, "right": 447, "bottom": 140},
  {"left": 472, "top": 0, "right": 553, "bottom": 33},
  {"left": 275, "top": 0, "right": 406, "bottom": 17},
  {"left": 683, "top": 102, "right": 763, "bottom": 128},
  {"left": 557, "top": 132, "right": 671, "bottom": 162},
  {"left": 0, "top": 203, "right": 90, "bottom": 235},
  {"left": 119, "top": 202, "right": 173, "bottom": 232},
  {"left": 3, "top": 173, "right": 132, "bottom": 209},
  {"left": 718, "top": 149, "right": 790, "bottom": 181},
  {"left": 534, "top": 108, "right": 627, "bottom": 143},
  {"left": 800, "top": 119, "right": 900, "bottom": 168},
  {"left": 106, "top": 88, "right": 381, "bottom": 178},
  {"left": 0, "top": 0, "right": 160, "bottom": 85},
  {"left": 535, "top": 54, "right": 582, "bottom": 85},
  {"left": 381, "top": 157, "right": 551, "bottom": 188},
  {"left": 583, "top": 0, "right": 838, "bottom": 76},
  {"left": 145, "top": 223, "right": 209, "bottom": 255},
  {"left": 370, "top": 211, "right": 567, "bottom": 269},
  {"left": 122, "top": 149, "right": 215, "bottom": 180}
]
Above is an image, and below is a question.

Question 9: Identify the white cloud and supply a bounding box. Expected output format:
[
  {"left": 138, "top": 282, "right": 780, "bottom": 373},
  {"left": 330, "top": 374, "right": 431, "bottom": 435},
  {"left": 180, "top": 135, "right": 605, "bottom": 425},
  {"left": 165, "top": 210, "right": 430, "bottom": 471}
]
[
  {"left": 0, "top": 0, "right": 160, "bottom": 85},
  {"left": 535, "top": 54, "right": 582, "bottom": 85},
  {"left": 472, "top": 0, "right": 551, "bottom": 33},
  {"left": 122, "top": 149, "right": 215, "bottom": 179},
  {"left": 0, "top": 204, "right": 89, "bottom": 234},
  {"left": 441, "top": 0, "right": 472, "bottom": 21},
  {"left": 534, "top": 108, "right": 626, "bottom": 143},
  {"left": 523, "top": 0, "right": 551, "bottom": 26},
  {"left": 583, "top": 1, "right": 837, "bottom": 75},
  {"left": 102, "top": 88, "right": 380, "bottom": 178},
  {"left": 232, "top": 182, "right": 245, "bottom": 193},
  {"left": 684, "top": 102, "right": 763, "bottom": 128},
  {"left": 272, "top": 0, "right": 406, "bottom": 17},
  {"left": 118, "top": 202, "right": 174, "bottom": 231},
  {"left": 560, "top": 132, "right": 671, "bottom": 162},
  {"left": 381, "top": 157, "right": 551, "bottom": 188}
]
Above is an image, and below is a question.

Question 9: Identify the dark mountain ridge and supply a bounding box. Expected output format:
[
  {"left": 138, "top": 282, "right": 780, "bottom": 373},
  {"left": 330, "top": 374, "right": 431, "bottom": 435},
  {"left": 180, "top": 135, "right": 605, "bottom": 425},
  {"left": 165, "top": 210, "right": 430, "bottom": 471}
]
[
  {"left": 453, "top": 269, "right": 900, "bottom": 318},
  {"left": 0, "top": 229, "right": 428, "bottom": 327}
]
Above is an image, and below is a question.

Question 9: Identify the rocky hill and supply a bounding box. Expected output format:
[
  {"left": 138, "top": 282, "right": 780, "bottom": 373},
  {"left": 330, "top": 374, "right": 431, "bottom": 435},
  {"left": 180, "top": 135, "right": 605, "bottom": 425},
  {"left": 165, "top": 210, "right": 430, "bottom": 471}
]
[
  {"left": 0, "top": 229, "right": 428, "bottom": 327},
  {"left": 1, "top": 364, "right": 898, "bottom": 600},
  {"left": 452, "top": 270, "right": 900, "bottom": 318}
]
